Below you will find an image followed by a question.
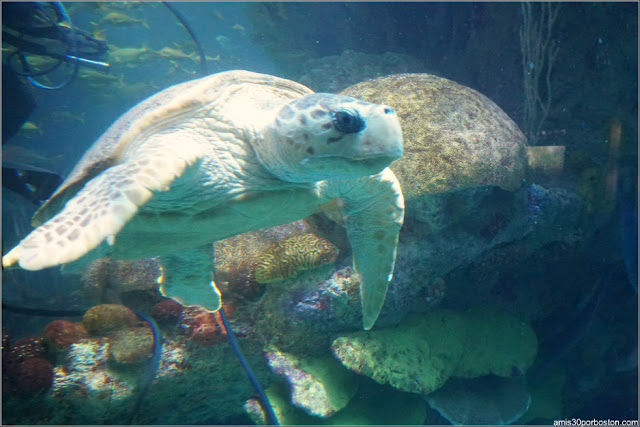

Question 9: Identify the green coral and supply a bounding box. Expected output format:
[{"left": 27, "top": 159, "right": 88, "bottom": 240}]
[{"left": 332, "top": 306, "right": 537, "bottom": 395}]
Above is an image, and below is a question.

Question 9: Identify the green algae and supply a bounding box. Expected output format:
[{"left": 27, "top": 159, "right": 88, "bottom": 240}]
[{"left": 332, "top": 306, "right": 538, "bottom": 395}]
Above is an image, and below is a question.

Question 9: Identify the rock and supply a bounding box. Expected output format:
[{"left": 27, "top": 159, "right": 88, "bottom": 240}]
[
  {"left": 245, "top": 376, "right": 428, "bottom": 425},
  {"left": 331, "top": 307, "right": 537, "bottom": 395},
  {"left": 298, "top": 50, "right": 428, "bottom": 93},
  {"left": 425, "top": 375, "right": 531, "bottom": 425},
  {"left": 107, "top": 325, "right": 154, "bottom": 364},
  {"left": 340, "top": 73, "right": 527, "bottom": 224},
  {"left": 265, "top": 347, "right": 357, "bottom": 417}
]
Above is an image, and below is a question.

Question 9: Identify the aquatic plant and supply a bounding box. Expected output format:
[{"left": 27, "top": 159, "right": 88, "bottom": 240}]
[{"left": 82, "top": 304, "right": 140, "bottom": 335}]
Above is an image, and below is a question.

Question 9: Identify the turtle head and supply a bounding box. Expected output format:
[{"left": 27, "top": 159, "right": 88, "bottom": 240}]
[{"left": 259, "top": 93, "right": 403, "bottom": 183}]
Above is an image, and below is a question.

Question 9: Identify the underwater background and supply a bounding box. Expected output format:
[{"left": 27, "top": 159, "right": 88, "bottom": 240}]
[{"left": 2, "top": 1, "right": 637, "bottom": 425}]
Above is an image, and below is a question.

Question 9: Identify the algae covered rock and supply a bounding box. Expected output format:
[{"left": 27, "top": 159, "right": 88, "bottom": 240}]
[
  {"left": 265, "top": 347, "right": 357, "bottom": 417},
  {"left": 340, "top": 73, "right": 527, "bottom": 222},
  {"left": 245, "top": 377, "right": 427, "bottom": 425},
  {"left": 456, "top": 307, "right": 538, "bottom": 378},
  {"left": 331, "top": 306, "right": 537, "bottom": 395}
]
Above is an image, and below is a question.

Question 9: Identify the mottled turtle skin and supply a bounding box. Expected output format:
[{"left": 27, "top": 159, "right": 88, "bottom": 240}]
[
  {"left": 340, "top": 73, "right": 527, "bottom": 201},
  {"left": 3, "top": 70, "right": 404, "bottom": 330}
]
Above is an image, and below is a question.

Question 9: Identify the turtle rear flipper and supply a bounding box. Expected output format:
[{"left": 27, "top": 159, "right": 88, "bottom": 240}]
[
  {"left": 324, "top": 167, "right": 404, "bottom": 330},
  {"left": 2, "top": 133, "right": 203, "bottom": 270},
  {"left": 159, "top": 244, "right": 222, "bottom": 312}
]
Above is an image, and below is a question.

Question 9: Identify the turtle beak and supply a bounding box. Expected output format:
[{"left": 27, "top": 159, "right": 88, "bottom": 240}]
[{"left": 345, "top": 104, "right": 403, "bottom": 161}]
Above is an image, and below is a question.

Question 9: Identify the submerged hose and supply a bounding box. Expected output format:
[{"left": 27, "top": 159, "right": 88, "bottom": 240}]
[
  {"left": 126, "top": 310, "right": 163, "bottom": 424},
  {"left": 161, "top": 2, "right": 208, "bottom": 77},
  {"left": 25, "top": 2, "right": 79, "bottom": 90},
  {"left": 218, "top": 305, "right": 280, "bottom": 425}
]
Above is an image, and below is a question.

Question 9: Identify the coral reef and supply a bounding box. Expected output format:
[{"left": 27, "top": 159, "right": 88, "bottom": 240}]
[
  {"left": 214, "top": 220, "right": 318, "bottom": 303},
  {"left": 34, "top": 332, "right": 272, "bottom": 424},
  {"left": 5, "top": 336, "right": 46, "bottom": 366},
  {"left": 3, "top": 335, "right": 52, "bottom": 396},
  {"left": 43, "top": 320, "right": 89, "bottom": 352},
  {"left": 331, "top": 307, "right": 537, "bottom": 395},
  {"left": 241, "top": 180, "right": 589, "bottom": 363},
  {"left": 245, "top": 377, "right": 427, "bottom": 425},
  {"left": 82, "top": 304, "right": 140, "bottom": 335},
  {"left": 10, "top": 357, "right": 54, "bottom": 395},
  {"left": 254, "top": 233, "right": 339, "bottom": 284},
  {"left": 107, "top": 325, "right": 154, "bottom": 364},
  {"left": 180, "top": 306, "right": 227, "bottom": 346},
  {"left": 150, "top": 298, "right": 183, "bottom": 326},
  {"left": 81, "top": 257, "right": 162, "bottom": 306},
  {"left": 265, "top": 347, "right": 357, "bottom": 417}
]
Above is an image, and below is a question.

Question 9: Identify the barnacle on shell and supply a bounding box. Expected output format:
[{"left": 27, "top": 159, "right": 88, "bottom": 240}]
[{"left": 254, "top": 233, "right": 339, "bottom": 284}]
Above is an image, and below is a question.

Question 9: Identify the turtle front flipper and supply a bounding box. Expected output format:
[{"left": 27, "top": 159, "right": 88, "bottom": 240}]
[
  {"left": 323, "top": 167, "right": 404, "bottom": 330},
  {"left": 2, "top": 134, "right": 203, "bottom": 271}
]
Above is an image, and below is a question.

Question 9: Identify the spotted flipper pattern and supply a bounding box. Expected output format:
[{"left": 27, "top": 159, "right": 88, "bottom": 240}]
[
  {"left": 322, "top": 167, "right": 405, "bottom": 330},
  {"left": 2, "top": 134, "right": 204, "bottom": 270}
]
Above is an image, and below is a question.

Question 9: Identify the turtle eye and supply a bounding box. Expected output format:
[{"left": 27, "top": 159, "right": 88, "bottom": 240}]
[{"left": 331, "top": 109, "right": 366, "bottom": 134}]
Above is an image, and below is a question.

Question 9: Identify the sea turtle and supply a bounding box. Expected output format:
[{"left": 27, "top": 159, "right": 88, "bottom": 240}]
[{"left": 2, "top": 70, "right": 404, "bottom": 330}]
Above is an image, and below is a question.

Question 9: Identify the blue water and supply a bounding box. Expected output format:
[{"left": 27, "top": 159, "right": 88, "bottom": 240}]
[{"left": 2, "top": 2, "right": 638, "bottom": 425}]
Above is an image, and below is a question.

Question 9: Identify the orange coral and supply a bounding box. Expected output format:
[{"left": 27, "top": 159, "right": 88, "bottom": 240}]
[
  {"left": 43, "top": 320, "right": 89, "bottom": 352},
  {"left": 181, "top": 306, "right": 227, "bottom": 346}
]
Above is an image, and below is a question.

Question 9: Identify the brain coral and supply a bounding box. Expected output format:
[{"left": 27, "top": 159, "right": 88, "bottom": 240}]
[
  {"left": 82, "top": 304, "right": 140, "bottom": 335},
  {"left": 254, "top": 233, "right": 339, "bottom": 284}
]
